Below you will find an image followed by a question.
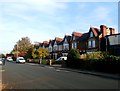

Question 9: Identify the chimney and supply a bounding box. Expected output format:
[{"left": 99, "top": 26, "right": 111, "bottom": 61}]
[
  {"left": 100, "top": 25, "right": 107, "bottom": 37},
  {"left": 109, "top": 28, "right": 115, "bottom": 35}
]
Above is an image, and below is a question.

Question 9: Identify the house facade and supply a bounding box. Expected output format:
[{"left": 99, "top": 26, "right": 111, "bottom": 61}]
[
  {"left": 52, "top": 37, "right": 63, "bottom": 59},
  {"left": 62, "top": 35, "right": 71, "bottom": 56},
  {"left": 33, "top": 25, "right": 117, "bottom": 59},
  {"left": 106, "top": 33, "right": 120, "bottom": 56},
  {"left": 71, "top": 32, "right": 82, "bottom": 49}
]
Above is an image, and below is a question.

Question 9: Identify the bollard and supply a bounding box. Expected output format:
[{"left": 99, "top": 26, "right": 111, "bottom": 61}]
[{"left": 50, "top": 59, "right": 52, "bottom": 66}]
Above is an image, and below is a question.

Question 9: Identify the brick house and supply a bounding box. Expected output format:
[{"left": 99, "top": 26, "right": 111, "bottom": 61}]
[
  {"left": 52, "top": 37, "right": 63, "bottom": 59},
  {"left": 77, "top": 25, "right": 115, "bottom": 53},
  {"left": 48, "top": 40, "right": 54, "bottom": 59},
  {"left": 106, "top": 33, "right": 120, "bottom": 56},
  {"left": 86, "top": 27, "right": 101, "bottom": 52},
  {"left": 77, "top": 33, "right": 89, "bottom": 54},
  {"left": 71, "top": 32, "right": 82, "bottom": 49},
  {"left": 33, "top": 25, "right": 116, "bottom": 59},
  {"left": 61, "top": 35, "right": 71, "bottom": 56}
]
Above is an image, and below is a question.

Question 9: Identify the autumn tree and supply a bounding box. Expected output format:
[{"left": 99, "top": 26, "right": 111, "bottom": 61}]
[
  {"left": 32, "top": 49, "right": 38, "bottom": 59},
  {"left": 12, "top": 37, "right": 32, "bottom": 57},
  {"left": 37, "top": 48, "right": 49, "bottom": 59},
  {"left": 32, "top": 48, "right": 49, "bottom": 64}
]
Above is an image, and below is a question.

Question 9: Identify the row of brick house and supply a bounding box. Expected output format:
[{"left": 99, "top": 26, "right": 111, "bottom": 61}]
[{"left": 34, "top": 25, "right": 116, "bottom": 59}]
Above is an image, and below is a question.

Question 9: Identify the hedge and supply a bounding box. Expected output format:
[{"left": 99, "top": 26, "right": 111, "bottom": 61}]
[{"left": 65, "top": 51, "right": 120, "bottom": 74}]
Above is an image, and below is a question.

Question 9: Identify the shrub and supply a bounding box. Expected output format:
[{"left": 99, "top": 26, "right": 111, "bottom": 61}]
[
  {"left": 66, "top": 49, "right": 80, "bottom": 68},
  {"left": 42, "top": 59, "right": 49, "bottom": 65},
  {"left": 85, "top": 51, "right": 104, "bottom": 61},
  {"left": 67, "top": 49, "right": 80, "bottom": 60},
  {"left": 55, "top": 60, "right": 63, "bottom": 64}
]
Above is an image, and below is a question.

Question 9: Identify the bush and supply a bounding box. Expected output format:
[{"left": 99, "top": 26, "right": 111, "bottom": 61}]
[
  {"left": 42, "top": 59, "right": 49, "bottom": 65},
  {"left": 66, "top": 49, "right": 80, "bottom": 68},
  {"left": 67, "top": 49, "right": 80, "bottom": 60},
  {"left": 66, "top": 51, "right": 120, "bottom": 74},
  {"left": 42, "top": 59, "right": 56, "bottom": 65},
  {"left": 54, "top": 60, "right": 63, "bottom": 64}
]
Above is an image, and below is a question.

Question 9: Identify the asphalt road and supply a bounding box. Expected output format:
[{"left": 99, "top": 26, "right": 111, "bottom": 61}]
[{"left": 1, "top": 61, "right": 119, "bottom": 89}]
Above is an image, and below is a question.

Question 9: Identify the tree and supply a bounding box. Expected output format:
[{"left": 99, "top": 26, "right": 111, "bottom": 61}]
[
  {"left": 25, "top": 47, "right": 34, "bottom": 59},
  {"left": 32, "top": 49, "right": 38, "bottom": 59},
  {"left": 12, "top": 37, "right": 32, "bottom": 57},
  {"left": 0, "top": 54, "right": 5, "bottom": 58},
  {"left": 32, "top": 48, "right": 49, "bottom": 64},
  {"left": 37, "top": 48, "right": 49, "bottom": 59}
]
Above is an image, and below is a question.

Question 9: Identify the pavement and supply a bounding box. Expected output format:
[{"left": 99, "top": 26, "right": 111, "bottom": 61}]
[{"left": 50, "top": 64, "right": 120, "bottom": 80}]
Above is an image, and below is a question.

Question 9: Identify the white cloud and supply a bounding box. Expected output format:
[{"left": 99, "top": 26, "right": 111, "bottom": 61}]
[{"left": 91, "top": 7, "right": 111, "bottom": 21}]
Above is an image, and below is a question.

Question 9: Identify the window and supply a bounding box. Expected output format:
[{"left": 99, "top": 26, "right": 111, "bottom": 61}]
[
  {"left": 53, "top": 45, "right": 57, "bottom": 51},
  {"left": 75, "top": 42, "right": 77, "bottom": 48},
  {"left": 73, "top": 36, "right": 75, "bottom": 40},
  {"left": 72, "top": 42, "right": 77, "bottom": 49},
  {"left": 107, "top": 29, "right": 110, "bottom": 35},
  {"left": 90, "top": 32, "right": 93, "bottom": 37},
  {"left": 63, "top": 44, "right": 69, "bottom": 50},
  {"left": 49, "top": 47, "right": 52, "bottom": 52},
  {"left": 72, "top": 43, "right": 74, "bottom": 49},
  {"left": 88, "top": 41, "right": 91, "bottom": 48},
  {"left": 59, "top": 45, "right": 62, "bottom": 51},
  {"left": 88, "top": 40, "right": 96, "bottom": 48},
  {"left": 92, "top": 40, "right": 95, "bottom": 47}
]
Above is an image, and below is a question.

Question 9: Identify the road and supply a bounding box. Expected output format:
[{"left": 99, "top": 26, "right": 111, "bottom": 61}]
[{"left": 1, "top": 61, "right": 119, "bottom": 89}]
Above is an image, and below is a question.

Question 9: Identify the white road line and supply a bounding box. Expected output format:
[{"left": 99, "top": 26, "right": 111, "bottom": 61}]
[
  {"left": 0, "top": 70, "right": 5, "bottom": 72},
  {"left": 46, "top": 66, "right": 54, "bottom": 68},
  {"left": 26, "top": 63, "right": 39, "bottom": 66}
]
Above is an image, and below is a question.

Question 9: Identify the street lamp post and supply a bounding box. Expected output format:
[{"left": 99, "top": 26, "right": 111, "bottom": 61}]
[{"left": 16, "top": 43, "right": 18, "bottom": 58}]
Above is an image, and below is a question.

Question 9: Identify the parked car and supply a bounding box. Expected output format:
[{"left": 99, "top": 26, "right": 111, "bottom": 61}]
[
  {"left": 56, "top": 56, "right": 67, "bottom": 61},
  {"left": 7, "top": 57, "right": 13, "bottom": 61},
  {"left": 16, "top": 57, "right": 26, "bottom": 63},
  {"left": 0, "top": 58, "right": 3, "bottom": 65},
  {"left": 0, "top": 58, "right": 6, "bottom": 65}
]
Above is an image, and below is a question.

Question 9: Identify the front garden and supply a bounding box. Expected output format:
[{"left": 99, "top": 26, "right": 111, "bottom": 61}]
[{"left": 65, "top": 49, "right": 120, "bottom": 74}]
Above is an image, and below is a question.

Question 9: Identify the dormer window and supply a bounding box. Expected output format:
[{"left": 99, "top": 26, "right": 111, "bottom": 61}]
[
  {"left": 107, "top": 29, "right": 110, "bottom": 35},
  {"left": 90, "top": 32, "right": 93, "bottom": 37},
  {"left": 73, "top": 36, "right": 75, "bottom": 40}
]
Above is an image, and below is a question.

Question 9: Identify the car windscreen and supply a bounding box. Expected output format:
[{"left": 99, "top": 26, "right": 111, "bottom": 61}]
[{"left": 19, "top": 58, "right": 24, "bottom": 60}]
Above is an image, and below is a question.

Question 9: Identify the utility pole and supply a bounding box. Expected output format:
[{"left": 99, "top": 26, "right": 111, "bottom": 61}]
[{"left": 16, "top": 43, "right": 18, "bottom": 58}]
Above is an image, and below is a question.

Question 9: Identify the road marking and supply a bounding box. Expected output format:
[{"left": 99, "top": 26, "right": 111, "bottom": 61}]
[
  {"left": 0, "top": 70, "right": 5, "bottom": 72},
  {"left": 56, "top": 69, "right": 61, "bottom": 72},
  {"left": 46, "top": 66, "right": 54, "bottom": 68},
  {"left": 26, "top": 63, "right": 39, "bottom": 66},
  {"left": 64, "top": 71, "right": 70, "bottom": 72}
]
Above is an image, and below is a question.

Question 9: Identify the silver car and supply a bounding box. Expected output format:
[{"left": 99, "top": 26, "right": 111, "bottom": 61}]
[
  {"left": 0, "top": 59, "right": 3, "bottom": 65},
  {"left": 16, "top": 57, "right": 26, "bottom": 63}
]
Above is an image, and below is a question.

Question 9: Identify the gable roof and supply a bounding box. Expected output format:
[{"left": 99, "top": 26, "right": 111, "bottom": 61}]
[
  {"left": 64, "top": 35, "right": 71, "bottom": 43},
  {"left": 78, "top": 33, "right": 89, "bottom": 42},
  {"left": 58, "top": 35, "right": 71, "bottom": 45},
  {"left": 89, "top": 27, "right": 101, "bottom": 37},
  {"left": 49, "top": 40, "right": 55, "bottom": 47},
  {"left": 51, "top": 37, "right": 63, "bottom": 46},
  {"left": 55, "top": 37, "right": 63, "bottom": 42},
  {"left": 72, "top": 32, "right": 82, "bottom": 37}
]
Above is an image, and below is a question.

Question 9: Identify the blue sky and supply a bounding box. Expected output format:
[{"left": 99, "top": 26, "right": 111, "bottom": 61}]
[{"left": 0, "top": 0, "right": 119, "bottom": 54}]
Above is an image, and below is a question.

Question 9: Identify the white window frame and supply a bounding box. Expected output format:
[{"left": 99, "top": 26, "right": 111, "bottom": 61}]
[
  {"left": 59, "top": 45, "right": 62, "bottom": 51},
  {"left": 90, "top": 32, "right": 93, "bottom": 37},
  {"left": 88, "top": 40, "right": 91, "bottom": 48},
  {"left": 88, "top": 40, "right": 96, "bottom": 48},
  {"left": 72, "top": 42, "right": 77, "bottom": 49},
  {"left": 92, "top": 40, "right": 95, "bottom": 48}
]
